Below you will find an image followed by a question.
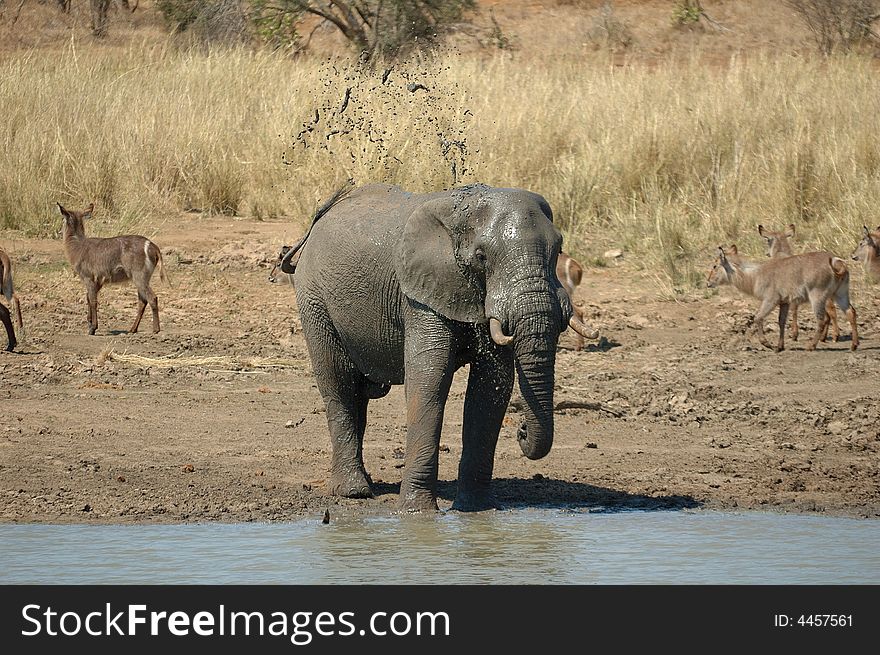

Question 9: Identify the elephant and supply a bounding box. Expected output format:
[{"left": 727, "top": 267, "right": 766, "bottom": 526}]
[{"left": 285, "top": 183, "right": 595, "bottom": 511}]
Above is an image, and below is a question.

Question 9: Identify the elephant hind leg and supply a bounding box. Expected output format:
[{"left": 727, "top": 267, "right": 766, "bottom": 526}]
[
  {"left": 301, "top": 315, "right": 374, "bottom": 499},
  {"left": 324, "top": 391, "right": 373, "bottom": 499}
]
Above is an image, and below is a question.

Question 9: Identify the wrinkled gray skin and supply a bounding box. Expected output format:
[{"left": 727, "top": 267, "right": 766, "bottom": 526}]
[{"left": 293, "top": 184, "right": 573, "bottom": 511}]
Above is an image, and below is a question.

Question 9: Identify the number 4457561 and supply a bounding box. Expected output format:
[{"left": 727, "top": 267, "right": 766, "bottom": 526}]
[{"left": 774, "top": 615, "right": 853, "bottom": 627}]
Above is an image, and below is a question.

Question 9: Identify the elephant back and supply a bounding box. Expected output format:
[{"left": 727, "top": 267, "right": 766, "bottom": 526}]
[{"left": 295, "top": 184, "right": 436, "bottom": 279}]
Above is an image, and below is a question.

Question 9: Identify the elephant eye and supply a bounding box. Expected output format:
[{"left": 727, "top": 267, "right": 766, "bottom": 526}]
[{"left": 474, "top": 248, "right": 487, "bottom": 263}]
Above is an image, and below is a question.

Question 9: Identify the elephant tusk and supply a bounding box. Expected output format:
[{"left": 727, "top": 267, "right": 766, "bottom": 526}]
[
  {"left": 569, "top": 316, "right": 599, "bottom": 340},
  {"left": 489, "top": 318, "right": 514, "bottom": 346}
]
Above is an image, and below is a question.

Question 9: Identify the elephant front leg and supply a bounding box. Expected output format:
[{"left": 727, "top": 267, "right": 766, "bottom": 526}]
[
  {"left": 453, "top": 344, "right": 514, "bottom": 512},
  {"left": 400, "top": 324, "right": 456, "bottom": 511}
]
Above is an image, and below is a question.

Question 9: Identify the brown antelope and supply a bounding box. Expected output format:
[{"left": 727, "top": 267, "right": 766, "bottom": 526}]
[
  {"left": 0, "top": 246, "right": 23, "bottom": 351},
  {"left": 758, "top": 224, "right": 840, "bottom": 342},
  {"left": 851, "top": 225, "right": 880, "bottom": 281},
  {"left": 707, "top": 245, "right": 858, "bottom": 352},
  {"left": 268, "top": 244, "right": 294, "bottom": 285},
  {"left": 57, "top": 203, "right": 166, "bottom": 335},
  {"left": 556, "top": 251, "right": 599, "bottom": 350}
]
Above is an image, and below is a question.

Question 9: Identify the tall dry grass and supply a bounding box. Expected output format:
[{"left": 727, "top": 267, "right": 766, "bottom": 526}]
[{"left": 2, "top": 43, "right": 879, "bottom": 288}]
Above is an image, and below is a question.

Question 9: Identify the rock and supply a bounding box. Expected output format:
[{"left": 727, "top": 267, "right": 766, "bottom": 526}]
[
  {"left": 826, "top": 420, "right": 847, "bottom": 436},
  {"left": 669, "top": 391, "right": 690, "bottom": 406},
  {"left": 604, "top": 249, "right": 623, "bottom": 260}
]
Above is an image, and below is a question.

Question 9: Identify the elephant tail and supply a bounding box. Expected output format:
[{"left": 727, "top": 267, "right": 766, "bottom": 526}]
[{"left": 280, "top": 179, "right": 355, "bottom": 274}]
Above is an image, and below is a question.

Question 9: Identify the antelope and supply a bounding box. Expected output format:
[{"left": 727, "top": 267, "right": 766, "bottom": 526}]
[
  {"left": 851, "top": 225, "right": 880, "bottom": 281},
  {"left": 707, "top": 245, "right": 858, "bottom": 352},
  {"left": 758, "top": 224, "right": 840, "bottom": 342},
  {"left": 268, "top": 244, "right": 294, "bottom": 285},
  {"left": 0, "top": 246, "right": 23, "bottom": 351},
  {"left": 556, "top": 252, "right": 599, "bottom": 350},
  {"left": 57, "top": 202, "right": 166, "bottom": 335}
]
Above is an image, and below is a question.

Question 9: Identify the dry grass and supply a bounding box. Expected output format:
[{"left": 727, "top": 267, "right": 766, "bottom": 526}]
[
  {"left": 2, "top": 42, "right": 880, "bottom": 289},
  {"left": 104, "top": 350, "right": 305, "bottom": 371}
]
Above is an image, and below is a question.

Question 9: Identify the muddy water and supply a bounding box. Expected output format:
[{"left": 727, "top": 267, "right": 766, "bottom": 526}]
[{"left": 2, "top": 510, "right": 878, "bottom": 584}]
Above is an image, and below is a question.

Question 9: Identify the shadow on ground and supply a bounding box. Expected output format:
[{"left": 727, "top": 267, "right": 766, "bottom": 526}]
[
  {"left": 584, "top": 336, "right": 623, "bottom": 353},
  {"left": 372, "top": 478, "right": 700, "bottom": 512}
]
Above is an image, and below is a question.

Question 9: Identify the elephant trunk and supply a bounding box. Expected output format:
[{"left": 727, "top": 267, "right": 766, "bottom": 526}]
[{"left": 512, "top": 310, "right": 558, "bottom": 460}]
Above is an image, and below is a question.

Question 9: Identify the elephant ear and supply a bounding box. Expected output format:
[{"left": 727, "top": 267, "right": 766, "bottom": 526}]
[{"left": 396, "top": 196, "right": 486, "bottom": 323}]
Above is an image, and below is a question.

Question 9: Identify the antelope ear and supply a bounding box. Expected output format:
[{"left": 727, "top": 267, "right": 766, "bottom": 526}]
[
  {"left": 757, "top": 225, "right": 766, "bottom": 237},
  {"left": 82, "top": 203, "right": 94, "bottom": 220},
  {"left": 729, "top": 244, "right": 738, "bottom": 255},
  {"left": 865, "top": 226, "right": 872, "bottom": 238},
  {"left": 56, "top": 202, "right": 69, "bottom": 217},
  {"left": 718, "top": 246, "right": 727, "bottom": 261},
  {"left": 786, "top": 224, "right": 795, "bottom": 238}
]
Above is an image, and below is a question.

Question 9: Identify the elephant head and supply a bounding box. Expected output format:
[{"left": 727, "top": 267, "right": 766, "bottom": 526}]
[{"left": 396, "top": 185, "right": 586, "bottom": 460}]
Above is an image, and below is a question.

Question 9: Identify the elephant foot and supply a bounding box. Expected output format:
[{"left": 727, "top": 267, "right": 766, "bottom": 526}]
[
  {"left": 328, "top": 470, "right": 374, "bottom": 499},
  {"left": 398, "top": 485, "right": 439, "bottom": 512},
  {"left": 451, "top": 489, "right": 499, "bottom": 512}
]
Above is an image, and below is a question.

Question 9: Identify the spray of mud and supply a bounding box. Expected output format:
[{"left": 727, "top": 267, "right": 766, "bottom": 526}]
[{"left": 282, "top": 57, "right": 478, "bottom": 192}]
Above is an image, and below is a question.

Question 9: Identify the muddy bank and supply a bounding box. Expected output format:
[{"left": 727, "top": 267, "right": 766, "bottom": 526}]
[{"left": 1, "top": 216, "right": 878, "bottom": 522}]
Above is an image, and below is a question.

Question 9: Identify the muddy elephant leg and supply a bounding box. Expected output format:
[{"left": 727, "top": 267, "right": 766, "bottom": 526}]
[
  {"left": 301, "top": 316, "right": 374, "bottom": 498},
  {"left": 453, "top": 338, "right": 514, "bottom": 511},
  {"left": 400, "top": 308, "right": 456, "bottom": 511},
  {"left": 323, "top": 389, "right": 373, "bottom": 498},
  {"left": 1, "top": 303, "right": 15, "bottom": 351}
]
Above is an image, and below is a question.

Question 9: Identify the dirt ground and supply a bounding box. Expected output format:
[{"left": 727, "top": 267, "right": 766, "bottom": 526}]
[{"left": 1, "top": 215, "right": 879, "bottom": 523}]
